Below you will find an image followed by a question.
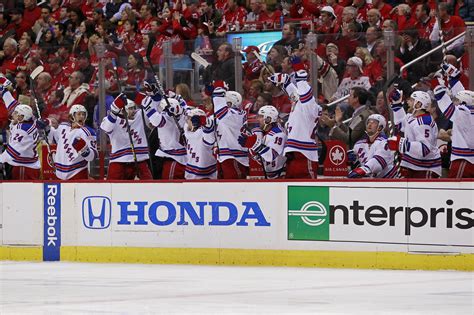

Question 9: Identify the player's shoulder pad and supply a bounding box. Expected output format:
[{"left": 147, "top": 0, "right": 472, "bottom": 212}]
[
  {"left": 270, "top": 125, "right": 284, "bottom": 135},
  {"left": 416, "top": 113, "right": 434, "bottom": 126},
  {"left": 18, "top": 122, "right": 35, "bottom": 133},
  {"left": 376, "top": 133, "right": 388, "bottom": 141},
  {"left": 354, "top": 136, "right": 368, "bottom": 146},
  {"left": 80, "top": 126, "right": 97, "bottom": 137}
]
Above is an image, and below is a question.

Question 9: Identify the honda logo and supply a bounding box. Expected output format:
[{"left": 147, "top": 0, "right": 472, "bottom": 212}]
[{"left": 82, "top": 196, "right": 111, "bottom": 229}]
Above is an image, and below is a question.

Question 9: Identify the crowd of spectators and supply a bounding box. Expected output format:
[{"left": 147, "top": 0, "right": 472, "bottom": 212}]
[{"left": 0, "top": 0, "right": 472, "bottom": 179}]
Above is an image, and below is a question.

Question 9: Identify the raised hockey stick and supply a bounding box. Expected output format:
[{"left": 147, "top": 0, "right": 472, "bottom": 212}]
[
  {"left": 146, "top": 36, "right": 186, "bottom": 146},
  {"left": 252, "top": 51, "right": 289, "bottom": 97},
  {"left": 135, "top": 81, "right": 155, "bottom": 176},
  {"left": 191, "top": 52, "right": 210, "bottom": 68},
  {"left": 111, "top": 58, "right": 140, "bottom": 177},
  {"left": 382, "top": 74, "right": 401, "bottom": 177},
  {"left": 29, "top": 65, "right": 56, "bottom": 171}
]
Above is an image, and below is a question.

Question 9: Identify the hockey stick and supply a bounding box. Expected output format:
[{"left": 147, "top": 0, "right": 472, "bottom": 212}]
[
  {"left": 111, "top": 58, "right": 140, "bottom": 177},
  {"left": 29, "top": 65, "right": 56, "bottom": 171},
  {"left": 135, "top": 81, "right": 155, "bottom": 176},
  {"left": 252, "top": 51, "right": 289, "bottom": 97},
  {"left": 146, "top": 36, "right": 186, "bottom": 146},
  {"left": 433, "top": 0, "right": 448, "bottom": 62},
  {"left": 382, "top": 74, "right": 402, "bottom": 177},
  {"left": 191, "top": 52, "right": 210, "bottom": 68}
]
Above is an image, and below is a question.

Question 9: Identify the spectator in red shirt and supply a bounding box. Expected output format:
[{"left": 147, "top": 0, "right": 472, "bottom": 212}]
[
  {"left": 0, "top": 37, "right": 19, "bottom": 76},
  {"left": 325, "top": 0, "right": 344, "bottom": 25},
  {"left": 7, "top": 8, "right": 31, "bottom": 40},
  {"left": 13, "top": 71, "right": 31, "bottom": 98},
  {"left": 50, "top": 0, "right": 62, "bottom": 22},
  {"left": 336, "top": 21, "right": 362, "bottom": 60},
  {"left": 138, "top": 4, "right": 154, "bottom": 34},
  {"left": 242, "top": 46, "right": 263, "bottom": 91},
  {"left": 259, "top": 2, "right": 282, "bottom": 30},
  {"left": 366, "top": 8, "right": 382, "bottom": 30},
  {"left": 372, "top": 0, "right": 392, "bottom": 20},
  {"left": 125, "top": 53, "right": 145, "bottom": 90},
  {"left": 414, "top": 3, "right": 436, "bottom": 41},
  {"left": 216, "top": 0, "right": 247, "bottom": 35},
  {"left": 48, "top": 57, "right": 68, "bottom": 91},
  {"left": 23, "top": 0, "right": 42, "bottom": 29},
  {"left": 352, "top": 0, "right": 372, "bottom": 25},
  {"left": 432, "top": 2, "right": 466, "bottom": 55},
  {"left": 317, "top": 6, "right": 340, "bottom": 44}
]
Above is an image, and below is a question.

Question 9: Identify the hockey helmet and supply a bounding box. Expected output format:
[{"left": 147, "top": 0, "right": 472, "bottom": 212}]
[
  {"left": 69, "top": 104, "right": 88, "bottom": 119},
  {"left": 455, "top": 90, "right": 474, "bottom": 105},
  {"left": 258, "top": 105, "right": 279, "bottom": 124},
  {"left": 13, "top": 104, "right": 33, "bottom": 121},
  {"left": 126, "top": 99, "right": 136, "bottom": 109},
  {"left": 225, "top": 91, "right": 242, "bottom": 109},
  {"left": 366, "top": 113, "right": 386, "bottom": 130},
  {"left": 187, "top": 107, "right": 206, "bottom": 118},
  {"left": 410, "top": 91, "right": 431, "bottom": 110}
]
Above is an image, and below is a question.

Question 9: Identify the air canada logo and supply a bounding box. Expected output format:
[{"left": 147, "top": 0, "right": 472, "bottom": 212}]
[{"left": 329, "top": 145, "right": 345, "bottom": 166}]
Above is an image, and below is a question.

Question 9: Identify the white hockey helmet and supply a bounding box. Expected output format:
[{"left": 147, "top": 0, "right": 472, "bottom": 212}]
[
  {"left": 13, "top": 104, "right": 33, "bottom": 121},
  {"left": 410, "top": 91, "right": 431, "bottom": 110},
  {"left": 258, "top": 105, "right": 279, "bottom": 123},
  {"left": 69, "top": 104, "right": 88, "bottom": 119},
  {"left": 159, "top": 98, "right": 183, "bottom": 115},
  {"left": 225, "top": 91, "right": 242, "bottom": 109},
  {"left": 367, "top": 113, "right": 386, "bottom": 130},
  {"left": 126, "top": 99, "right": 136, "bottom": 109},
  {"left": 186, "top": 107, "right": 206, "bottom": 118},
  {"left": 454, "top": 90, "right": 474, "bottom": 105}
]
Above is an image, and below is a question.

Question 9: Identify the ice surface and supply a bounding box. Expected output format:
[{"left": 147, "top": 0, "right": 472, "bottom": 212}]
[{"left": 0, "top": 262, "right": 472, "bottom": 314}]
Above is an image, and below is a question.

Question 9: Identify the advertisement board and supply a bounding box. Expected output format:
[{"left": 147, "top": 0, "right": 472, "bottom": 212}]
[{"left": 226, "top": 31, "right": 281, "bottom": 62}]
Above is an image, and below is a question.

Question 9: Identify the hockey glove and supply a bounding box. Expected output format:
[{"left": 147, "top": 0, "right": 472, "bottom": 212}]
[
  {"left": 388, "top": 135, "right": 409, "bottom": 153},
  {"left": 36, "top": 118, "right": 50, "bottom": 130},
  {"left": 168, "top": 90, "right": 186, "bottom": 107},
  {"left": 212, "top": 80, "right": 229, "bottom": 91},
  {"left": 0, "top": 76, "right": 12, "bottom": 96},
  {"left": 72, "top": 137, "right": 90, "bottom": 157},
  {"left": 348, "top": 166, "right": 371, "bottom": 178},
  {"left": 268, "top": 73, "right": 290, "bottom": 87},
  {"left": 144, "top": 79, "right": 160, "bottom": 96},
  {"left": 347, "top": 150, "right": 358, "bottom": 163},
  {"left": 238, "top": 133, "right": 256, "bottom": 148},
  {"left": 111, "top": 93, "right": 128, "bottom": 115},
  {"left": 433, "top": 85, "right": 448, "bottom": 101},
  {"left": 389, "top": 88, "right": 403, "bottom": 106},
  {"left": 294, "top": 70, "right": 309, "bottom": 82},
  {"left": 212, "top": 87, "right": 227, "bottom": 98}
]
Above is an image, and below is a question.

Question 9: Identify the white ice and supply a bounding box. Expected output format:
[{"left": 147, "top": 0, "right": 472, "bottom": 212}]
[{"left": 0, "top": 262, "right": 472, "bottom": 314}]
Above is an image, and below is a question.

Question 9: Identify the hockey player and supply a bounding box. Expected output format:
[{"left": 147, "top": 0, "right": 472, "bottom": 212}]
[
  {"left": 100, "top": 93, "right": 152, "bottom": 180},
  {"left": 268, "top": 70, "right": 321, "bottom": 178},
  {"left": 0, "top": 77, "right": 40, "bottom": 179},
  {"left": 348, "top": 114, "right": 397, "bottom": 178},
  {"left": 238, "top": 105, "right": 287, "bottom": 179},
  {"left": 388, "top": 89, "right": 441, "bottom": 178},
  {"left": 140, "top": 80, "right": 187, "bottom": 179},
  {"left": 433, "top": 64, "right": 474, "bottom": 178},
  {"left": 184, "top": 108, "right": 217, "bottom": 180},
  {"left": 211, "top": 82, "right": 249, "bottom": 179},
  {"left": 48, "top": 105, "right": 98, "bottom": 180}
]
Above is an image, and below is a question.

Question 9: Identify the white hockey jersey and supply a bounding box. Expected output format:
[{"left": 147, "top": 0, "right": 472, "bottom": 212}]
[
  {"left": 184, "top": 126, "right": 217, "bottom": 180},
  {"left": 437, "top": 86, "right": 474, "bottom": 164},
  {"left": 100, "top": 112, "right": 149, "bottom": 163},
  {"left": 0, "top": 90, "right": 40, "bottom": 169},
  {"left": 393, "top": 107, "right": 442, "bottom": 175},
  {"left": 283, "top": 80, "right": 321, "bottom": 162},
  {"left": 212, "top": 95, "right": 249, "bottom": 166},
  {"left": 49, "top": 123, "right": 98, "bottom": 180},
  {"left": 145, "top": 100, "right": 187, "bottom": 166},
  {"left": 0, "top": 121, "right": 40, "bottom": 169},
  {"left": 251, "top": 125, "right": 287, "bottom": 178},
  {"left": 353, "top": 134, "right": 397, "bottom": 178}
]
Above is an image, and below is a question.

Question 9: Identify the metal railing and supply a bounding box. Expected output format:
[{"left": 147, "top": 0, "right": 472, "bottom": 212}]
[{"left": 327, "top": 30, "right": 466, "bottom": 109}]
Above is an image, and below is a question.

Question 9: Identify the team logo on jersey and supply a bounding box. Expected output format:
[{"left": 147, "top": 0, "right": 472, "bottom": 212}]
[
  {"left": 288, "top": 186, "right": 330, "bottom": 241},
  {"left": 82, "top": 196, "right": 112, "bottom": 229}
]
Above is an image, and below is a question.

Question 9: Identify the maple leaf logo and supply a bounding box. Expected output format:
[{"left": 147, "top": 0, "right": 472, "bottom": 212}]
[{"left": 329, "top": 145, "right": 345, "bottom": 166}]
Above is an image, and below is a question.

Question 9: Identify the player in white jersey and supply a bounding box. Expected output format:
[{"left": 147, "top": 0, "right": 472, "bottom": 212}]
[
  {"left": 388, "top": 89, "right": 441, "bottom": 178},
  {"left": 0, "top": 77, "right": 40, "bottom": 179},
  {"left": 139, "top": 80, "right": 187, "bottom": 179},
  {"left": 239, "top": 105, "right": 287, "bottom": 179},
  {"left": 0, "top": 98, "right": 40, "bottom": 180},
  {"left": 211, "top": 82, "right": 249, "bottom": 179},
  {"left": 48, "top": 105, "right": 98, "bottom": 180},
  {"left": 184, "top": 108, "right": 217, "bottom": 180},
  {"left": 433, "top": 63, "right": 474, "bottom": 177},
  {"left": 100, "top": 93, "right": 152, "bottom": 180},
  {"left": 349, "top": 114, "right": 397, "bottom": 178},
  {"left": 268, "top": 70, "right": 321, "bottom": 178}
]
